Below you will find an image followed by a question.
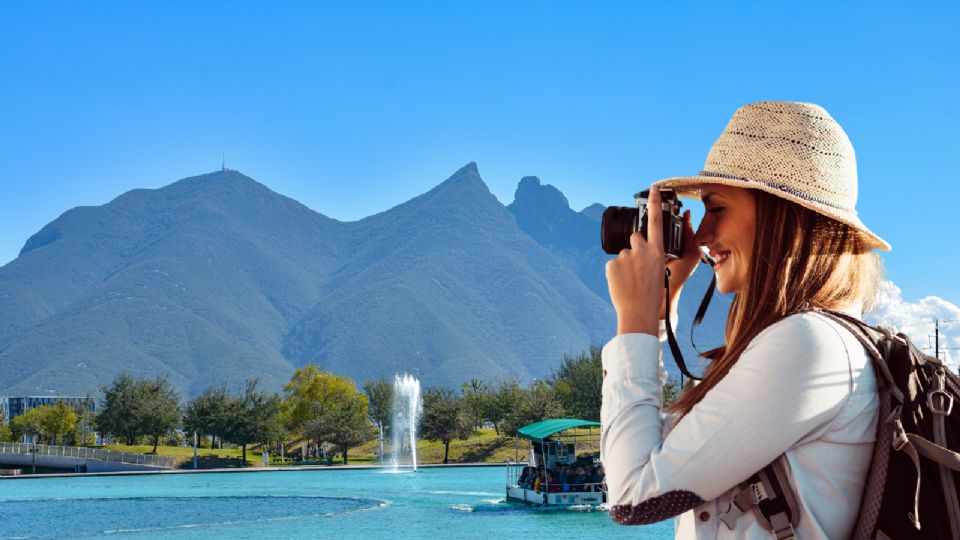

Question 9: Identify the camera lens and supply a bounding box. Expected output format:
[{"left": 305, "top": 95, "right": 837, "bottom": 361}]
[{"left": 601, "top": 206, "right": 639, "bottom": 254}]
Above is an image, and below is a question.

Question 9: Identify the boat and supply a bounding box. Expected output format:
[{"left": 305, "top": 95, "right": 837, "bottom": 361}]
[{"left": 505, "top": 418, "right": 607, "bottom": 507}]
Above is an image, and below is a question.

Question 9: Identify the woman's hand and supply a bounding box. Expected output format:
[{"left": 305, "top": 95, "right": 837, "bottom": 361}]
[
  {"left": 606, "top": 186, "right": 668, "bottom": 336},
  {"left": 660, "top": 209, "right": 700, "bottom": 320}
]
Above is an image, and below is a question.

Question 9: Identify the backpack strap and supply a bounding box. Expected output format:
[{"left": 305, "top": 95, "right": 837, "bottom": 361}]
[
  {"left": 717, "top": 457, "right": 800, "bottom": 539},
  {"left": 811, "top": 309, "right": 905, "bottom": 403},
  {"left": 926, "top": 364, "right": 960, "bottom": 538},
  {"left": 815, "top": 309, "right": 932, "bottom": 532}
]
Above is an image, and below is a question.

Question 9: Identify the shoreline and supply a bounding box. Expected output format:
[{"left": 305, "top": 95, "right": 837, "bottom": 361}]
[{"left": 0, "top": 461, "right": 518, "bottom": 480}]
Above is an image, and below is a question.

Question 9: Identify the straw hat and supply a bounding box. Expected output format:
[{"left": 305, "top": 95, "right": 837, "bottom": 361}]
[{"left": 654, "top": 101, "right": 890, "bottom": 250}]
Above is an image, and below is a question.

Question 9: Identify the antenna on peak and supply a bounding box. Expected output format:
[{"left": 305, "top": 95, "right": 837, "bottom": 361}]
[{"left": 221, "top": 151, "right": 226, "bottom": 172}]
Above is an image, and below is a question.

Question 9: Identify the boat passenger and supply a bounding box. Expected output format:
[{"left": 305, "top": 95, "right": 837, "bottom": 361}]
[
  {"left": 574, "top": 466, "right": 588, "bottom": 491},
  {"left": 547, "top": 471, "right": 563, "bottom": 493},
  {"left": 518, "top": 466, "right": 530, "bottom": 488},
  {"left": 601, "top": 101, "right": 885, "bottom": 538},
  {"left": 590, "top": 466, "right": 603, "bottom": 491},
  {"left": 588, "top": 465, "right": 605, "bottom": 492}
]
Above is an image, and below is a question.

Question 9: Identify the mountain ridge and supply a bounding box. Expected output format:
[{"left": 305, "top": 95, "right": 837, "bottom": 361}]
[{"left": 0, "top": 164, "right": 726, "bottom": 397}]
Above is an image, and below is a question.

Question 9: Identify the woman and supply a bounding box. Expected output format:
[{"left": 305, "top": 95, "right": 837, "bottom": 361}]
[{"left": 601, "top": 101, "right": 887, "bottom": 539}]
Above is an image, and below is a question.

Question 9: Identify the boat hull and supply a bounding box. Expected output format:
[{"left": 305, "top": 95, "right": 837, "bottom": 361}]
[{"left": 505, "top": 485, "right": 606, "bottom": 506}]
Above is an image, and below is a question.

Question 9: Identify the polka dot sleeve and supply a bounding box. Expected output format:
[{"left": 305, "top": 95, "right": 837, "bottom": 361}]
[{"left": 610, "top": 490, "right": 705, "bottom": 525}]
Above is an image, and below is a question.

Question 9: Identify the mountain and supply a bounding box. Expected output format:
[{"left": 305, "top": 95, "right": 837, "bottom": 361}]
[
  {"left": 579, "top": 203, "right": 605, "bottom": 222},
  {"left": 0, "top": 164, "right": 729, "bottom": 397},
  {"left": 281, "top": 163, "right": 614, "bottom": 386},
  {"left": 507, "top": 177, "right": 609, "bottom": 299},
  {"left": 0, "top": 170, "right": 346, "bottom": 396},
  {"left": 0, "top": 165, "right": 622, "bottom": 397}
]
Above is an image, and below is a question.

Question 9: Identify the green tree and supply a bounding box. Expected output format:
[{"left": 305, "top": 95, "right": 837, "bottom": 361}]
[
  {"left": 184, "top": 384, "right": 232, "bottom": 448},
  {"left": 0, "top": 424, "right": 13, "bottom": 442},
  {"left": 225, "top": 379, "right": 284, "bottom": 465},
  {"left": 363, "top": 377, "right": 393, "bottom": 463},
  {"left": 486, "top": 378, "right": 524, "bottom": 436},
  {"left": 326, "top": 390, "right": 374, "bottom": 464},
  {"left": 282, "top": 365, "right": 374, "bottom": 463},
  {"left": 11, "top": 408, "right": 43, "bottom": 442},
  {"left": 503, "top": 381, "right": 565, "bottom": 435},
  {"left": 70, "top": 399, "right": 96, "bottom": 446},
  {"left": 550, "top": 345, "right": 602, "bottom": 421},
  {"left": 136, "top": 375, "right": 182, "bottom": 453},
  {"left": 96, "top": 372, "right": 141, "bottom": 445},
  {"left": 460, "top": 378, "right": 491, "bottom": 429},
  {"left": 37, "top": 401, "right": 78, "bottom": 445},
  {"left": 420, "top": 387, "right": 474, "bottom": 464}
]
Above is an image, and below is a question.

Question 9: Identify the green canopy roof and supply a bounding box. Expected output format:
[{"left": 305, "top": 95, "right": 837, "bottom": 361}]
[{"left": 516, "top": 418, "right": 601, "bottom": 442}]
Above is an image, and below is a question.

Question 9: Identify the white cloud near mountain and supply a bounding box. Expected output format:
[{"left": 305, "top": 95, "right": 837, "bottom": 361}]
[{"left": 866, "top": 280, "right": 960, "bottom": 369}]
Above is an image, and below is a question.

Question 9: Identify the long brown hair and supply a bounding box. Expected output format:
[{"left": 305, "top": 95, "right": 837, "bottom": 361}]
[{"left": 668, "top": 189, "right": 883, "bottom": 418}]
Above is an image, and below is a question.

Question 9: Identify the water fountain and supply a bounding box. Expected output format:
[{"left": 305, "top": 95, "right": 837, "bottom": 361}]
[{"left": 390, "top": 373, "right": 422, "bottom": 471}]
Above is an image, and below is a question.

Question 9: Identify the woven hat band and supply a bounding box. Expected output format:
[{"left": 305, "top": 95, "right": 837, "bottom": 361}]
[{"left": 698, "top": 170, "right": 855, "bottom": 213}]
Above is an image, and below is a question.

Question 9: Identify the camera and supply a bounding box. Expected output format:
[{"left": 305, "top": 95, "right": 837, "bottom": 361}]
[{"left": 601, "top": 188, "right": 684, "bottom": 258}]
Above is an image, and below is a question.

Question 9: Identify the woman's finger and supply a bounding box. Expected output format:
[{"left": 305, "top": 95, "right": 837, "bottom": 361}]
[{"left": 647, "top": 185, "right": 663, "bottom": 253}]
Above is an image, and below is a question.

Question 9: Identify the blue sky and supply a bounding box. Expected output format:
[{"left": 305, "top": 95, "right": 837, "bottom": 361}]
[{"left": 1, "top": 1, "right": 958, "bottom": 309}]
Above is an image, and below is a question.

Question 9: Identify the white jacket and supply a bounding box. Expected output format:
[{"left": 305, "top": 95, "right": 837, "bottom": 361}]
[{"left": 600, "top": 311, "right": 879, "bottom": 539}]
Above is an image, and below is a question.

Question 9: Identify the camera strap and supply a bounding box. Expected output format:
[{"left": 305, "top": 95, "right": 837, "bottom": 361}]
[{"left": 663, "top": 265, "right": 717, "bottom": 382}]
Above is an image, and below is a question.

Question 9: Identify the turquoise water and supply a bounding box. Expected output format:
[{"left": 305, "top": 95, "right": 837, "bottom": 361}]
[{"left": 0, "top": 467, "right": 673, "bottom": 539}]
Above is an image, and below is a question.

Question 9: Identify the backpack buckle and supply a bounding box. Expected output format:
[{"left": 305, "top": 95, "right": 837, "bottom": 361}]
[
  {"left": 928, "top": 389, "right": 954, "bottom": 416},
  {"left": 927, "top": 367, "right": 954, "bottom": 416},
  {"left": 892, "top": 419, "right": 909, "bottom": 451},
  {"left": 750, "top": 481, "right": 770, "bottom": 504},
  {"left": 769, "top": 512, "right": 799, "bottom": 540}
]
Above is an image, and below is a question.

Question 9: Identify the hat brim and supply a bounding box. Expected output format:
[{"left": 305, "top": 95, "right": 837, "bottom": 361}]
[{"left": 654, "top": 175, "right": 891, "bottom": 251}]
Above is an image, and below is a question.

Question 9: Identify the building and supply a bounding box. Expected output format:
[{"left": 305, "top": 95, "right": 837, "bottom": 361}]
[{"left": 2, "top": 396, "right": 95, "bottom": 425}]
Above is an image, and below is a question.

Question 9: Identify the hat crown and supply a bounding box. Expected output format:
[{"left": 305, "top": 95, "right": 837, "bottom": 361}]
[
  {"left": 702, "top": 101, "right": 858, "bottom": 212},
  {"left": 655, "top": 101, "right": 889, "bottom": 250}
]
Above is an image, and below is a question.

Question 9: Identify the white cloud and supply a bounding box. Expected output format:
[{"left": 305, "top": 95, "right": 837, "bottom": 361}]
[{"left": 865, "top": 280, "right": 960, "bottom": 369}]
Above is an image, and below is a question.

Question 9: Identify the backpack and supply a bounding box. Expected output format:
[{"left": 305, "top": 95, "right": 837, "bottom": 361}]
[{"left": 715, "top": 308, "right": 960, "bottom": 540}]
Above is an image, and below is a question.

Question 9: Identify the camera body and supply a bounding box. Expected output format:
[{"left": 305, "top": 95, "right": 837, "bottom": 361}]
[{"left": 601, "top": 188, "right": 684, "bottom": 258}]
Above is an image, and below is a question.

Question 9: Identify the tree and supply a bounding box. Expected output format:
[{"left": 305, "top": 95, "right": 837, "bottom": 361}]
[
  {"left": 460, "top": 378, "right": 491, "bottom": 429},
  {"left": 487, "top": 378, "right": 524, "bottom": 436},
  {"left": 0, "top": 424, "right": 12, "bottom": 443},
  {"left": 326, "top": 390, "right": 374, "bottom": 465},
  {"left": 225, "top": 379, "right": 284, "bottom": 465},
  {"left": 96, "top": 372, "right": 141, "bottom": 445},
  {"left": 363, "top": 377, "right": 393, "bottom": 463},
  {"left": 136, "top": 375, "right": 182, "bottom": 453},
  {"left": 184, "top": 384, "right": 232, "bottom": 448},
  {"left": 282, "top": 365, "right": 374, "bottom": 463},
  {"left": 503, "top": 381, "right": 565, "bottom": 435},
  {"left": 550, "top": 345, "right": 602, "bottom": 421},
  {"left": 420, "top": 387, "right": 474, "bottom": 464},
  {"left": 37, "top": 401, "right": 78, "bottom": 445},
  {"left": 70, "top": 397, "right": 96, "bottom": 446},
  {"left": 95, "top": 372, "right": 181, "bottom": 450},
  {"left": 11, "top": 407, "right": 43, "bottom": 442}
]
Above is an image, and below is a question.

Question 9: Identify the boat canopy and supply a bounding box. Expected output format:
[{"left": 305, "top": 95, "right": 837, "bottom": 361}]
[{"left": 516, "top": 418, "right": 601, "bottom": 442}]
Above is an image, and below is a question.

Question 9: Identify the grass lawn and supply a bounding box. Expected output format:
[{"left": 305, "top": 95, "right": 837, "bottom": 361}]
[
  {"left": 104, "top": 427, "right": 600, "bottom": 468},
  {"left": 103, "top": 444, "right": 262, "bottom": 468},
  {"left": 351, "top": 427, "right": 599, "bottom": 465},
  {"left": 350, "top": 428, "right": 520, "bottom": 464}
]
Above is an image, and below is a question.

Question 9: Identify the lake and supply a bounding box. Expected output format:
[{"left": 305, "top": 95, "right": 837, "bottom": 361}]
[{"left": 1, "top": 466, "right": 673, "bottom": 539}]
